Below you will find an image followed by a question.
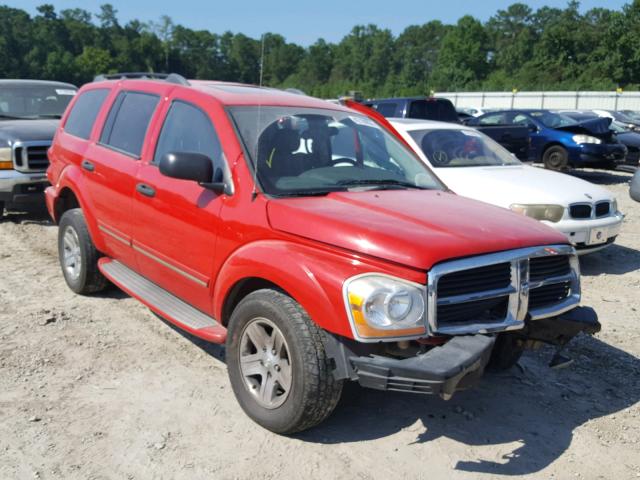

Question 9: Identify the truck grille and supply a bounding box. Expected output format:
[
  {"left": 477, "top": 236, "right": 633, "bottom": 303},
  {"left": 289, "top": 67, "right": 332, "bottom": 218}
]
[
  {"left": 427, "top": 246, "right": 580, "bottom": 335},
  {"left": 529, "top": 281, "right": 571, "bottom": 310},
  {"left": 12, "top": 141, "right": 51, "bottom": 173}
]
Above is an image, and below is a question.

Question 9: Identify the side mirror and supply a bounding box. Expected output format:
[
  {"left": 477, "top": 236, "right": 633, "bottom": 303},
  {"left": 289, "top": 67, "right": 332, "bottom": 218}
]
[
  {"left": 528, "top": 124, "right": 538, "bottom": 133},
  {"left": 159, "top": 152, "right": 227, "bottom": 193}
]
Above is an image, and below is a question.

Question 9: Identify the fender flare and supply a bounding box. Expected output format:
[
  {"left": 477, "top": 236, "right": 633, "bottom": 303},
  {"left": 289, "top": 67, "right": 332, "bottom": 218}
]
[
  {"left": 213, "top": 239, "right": 362, "bottom": 339},
  {"left": 52, "top": 165, "right": 107, "bottom": 252}
]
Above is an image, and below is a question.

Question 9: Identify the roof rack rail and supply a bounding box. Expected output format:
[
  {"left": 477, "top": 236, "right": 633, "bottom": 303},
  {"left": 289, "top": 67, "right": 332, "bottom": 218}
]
[{"left": 93, "top": 72, "right": 190, "bottom": 86}]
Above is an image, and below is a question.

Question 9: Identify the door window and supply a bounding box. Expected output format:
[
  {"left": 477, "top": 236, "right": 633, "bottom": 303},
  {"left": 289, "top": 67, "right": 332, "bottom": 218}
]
[
  {"left": 153, "top": 101, "right": 222, "bottom": 175},
  {"left": 100, "top": 91, "right": 160, "bottom": 157},
  {"left": 478, "top": 113, "right": 507, "bottom": 125},
  {"left": 64, "top": 89, "right": 109, "bottom": 140}
]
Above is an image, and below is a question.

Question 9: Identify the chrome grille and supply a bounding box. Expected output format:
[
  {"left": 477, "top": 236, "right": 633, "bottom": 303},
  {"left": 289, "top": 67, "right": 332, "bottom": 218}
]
[
  {"left": 12, "top": 141, "right": 51, "bottom": 173},
  {"left": 427, "top": 245, "right": 580, "bottom": 335}
]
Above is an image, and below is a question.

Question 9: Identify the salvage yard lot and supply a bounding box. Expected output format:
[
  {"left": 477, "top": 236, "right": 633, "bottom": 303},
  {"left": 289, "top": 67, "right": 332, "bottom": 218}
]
[{"left": 0, "top": 169, "right": 639, "bottom": 480}]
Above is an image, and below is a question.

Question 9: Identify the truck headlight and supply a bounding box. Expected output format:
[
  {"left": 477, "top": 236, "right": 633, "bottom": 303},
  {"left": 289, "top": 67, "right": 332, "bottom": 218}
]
[
  {"left": 0, "top": 147, "right": 12, "bottom": 170},
  {"left": 572, "top": 134, "right": 601, "bottom": 145},
  {"left": 344, "top": 274, "right": 426, "bottom": 340},
  {"left": 510, "top": 204, "right": 565, "bottom": 222}
]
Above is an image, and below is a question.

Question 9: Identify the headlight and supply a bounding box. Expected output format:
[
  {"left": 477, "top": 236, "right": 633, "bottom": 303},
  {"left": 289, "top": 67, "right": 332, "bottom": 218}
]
[
  {"left": 0, "top": 147, "right": 12, "bottom": 170},
  {"left": 572, "top": 134, "right": 601, "bottom": 145},
  {"left": 344, "top": 274, "right": 426, "bottom": 340},
  {"left": 510, "top": 204, "right": 565, "bottom": 222}
]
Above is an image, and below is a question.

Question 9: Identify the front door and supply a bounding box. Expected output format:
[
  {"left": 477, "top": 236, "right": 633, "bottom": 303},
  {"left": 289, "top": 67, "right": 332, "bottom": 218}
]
[{"left": 132, "top": 96, "right": 226, "bottom": 314}]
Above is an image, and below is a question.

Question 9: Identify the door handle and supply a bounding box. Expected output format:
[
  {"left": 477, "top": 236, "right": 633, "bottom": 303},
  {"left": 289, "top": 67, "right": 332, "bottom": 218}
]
[
  {"left": 81, "top": 160, "right": 95, "bottom": 172},
  {"left": 136, "top": 183, "right": 156, "bottom": 198}
]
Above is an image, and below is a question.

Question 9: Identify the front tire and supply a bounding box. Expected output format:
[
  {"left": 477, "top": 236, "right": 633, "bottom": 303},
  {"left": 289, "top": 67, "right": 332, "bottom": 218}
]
[
  {"left": 543, "top": 145, "right": 569, "bottom": 171},
  {"left": 226, "top": 289, "right": 343, "bottom": 434},
  {"left": 0, "top": 201, "right": 4, "bottom": 220},
  {"left": 58, "top": 208, "right": 107, "bottom": 294},
  {"left": 487, "top": 333, "right": 524, "bottom": 371}
]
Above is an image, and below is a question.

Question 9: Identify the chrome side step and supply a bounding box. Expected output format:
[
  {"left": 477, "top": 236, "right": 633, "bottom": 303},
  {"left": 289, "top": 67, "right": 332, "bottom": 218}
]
[{"left": 99, "top": 258, "right": 227, "bottom": 343}]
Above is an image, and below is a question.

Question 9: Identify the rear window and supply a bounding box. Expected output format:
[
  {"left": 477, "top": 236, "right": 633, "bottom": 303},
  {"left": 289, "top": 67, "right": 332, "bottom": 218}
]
[
  {"left": 408, "top": 99, "right": 459, "bottom": 123},
  {"left": 64, "top": 89, "right": 109, "bottom": 140},
  {"left": 100, "top": 91, "right": 160, "bottom": 157},
  {"left": 374, "top": 103, "right": 398, "bottom": 117}
]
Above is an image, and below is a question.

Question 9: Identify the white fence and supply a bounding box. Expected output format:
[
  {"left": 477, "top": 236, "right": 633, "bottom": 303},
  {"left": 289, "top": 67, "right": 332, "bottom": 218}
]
[{"left": 435, "top": 91, "right": 640, "bottom": 111}]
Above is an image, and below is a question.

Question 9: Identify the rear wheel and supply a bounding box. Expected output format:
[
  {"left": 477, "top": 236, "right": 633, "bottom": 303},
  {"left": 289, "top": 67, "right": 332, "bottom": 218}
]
[
  {"left": 0, "top": 201, "right": 4, "bottom": 220},
  {"left": 543, "top": 145, "right": 569, "bottom": 171},
  {"left": 226, "top": 289, "right": 343, "bottom": 434},
  {"left": 58, "top": 208, "right": 108, "bottom": 294}
]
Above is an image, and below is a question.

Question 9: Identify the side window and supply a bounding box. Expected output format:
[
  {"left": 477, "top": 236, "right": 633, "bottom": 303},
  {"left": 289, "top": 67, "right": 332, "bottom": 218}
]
[
  {"left": 512, "top": 114, "right": 535, "bottom": 128},
  {"left": 64, "top": 89, "right": 109, "bottom": 140},
  {"left": 100, "top": 91, "right": 160, "bottom": 157},
  {"left": 153, "top": 101, "right": 222, "bottom": 175},
  {"left": 374, "top": 103, "right": 398, "bottom": 117},
  {"left": 479, "top": 113, "right": 506, "bottom": 125}
]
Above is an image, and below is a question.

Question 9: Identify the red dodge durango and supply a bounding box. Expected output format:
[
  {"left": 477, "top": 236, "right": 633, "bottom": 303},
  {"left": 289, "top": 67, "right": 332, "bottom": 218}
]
[{"left": 45, "top": 73, "right": 600, "bottom": 433}]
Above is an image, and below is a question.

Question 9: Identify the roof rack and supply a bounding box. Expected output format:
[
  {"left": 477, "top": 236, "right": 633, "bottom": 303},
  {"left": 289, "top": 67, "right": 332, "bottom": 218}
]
[{"left": 93, "top": 72, "right": 190, "bottom": 86}]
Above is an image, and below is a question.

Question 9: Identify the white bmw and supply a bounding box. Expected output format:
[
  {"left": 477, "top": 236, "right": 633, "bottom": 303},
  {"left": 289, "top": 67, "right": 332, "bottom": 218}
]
[{"left": 390, "top": 118, "right": 624, "bottom": 254}]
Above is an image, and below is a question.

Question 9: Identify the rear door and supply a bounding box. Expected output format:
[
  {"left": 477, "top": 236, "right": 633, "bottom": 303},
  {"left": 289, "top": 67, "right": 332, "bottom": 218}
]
[
  {"left": 132, "top": 92, "right": 227, "bottom": 313},
  {"left": 82, "top": 87, "right": 161, "bottom": 267}
]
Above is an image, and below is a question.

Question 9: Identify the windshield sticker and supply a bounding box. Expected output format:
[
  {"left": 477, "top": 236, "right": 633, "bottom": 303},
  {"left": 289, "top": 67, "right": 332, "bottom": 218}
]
[
  {"left": 348, "top": 115, "right": 377, "bottom": 127},
  {"left": 56, "top": 89, "right": 76, "bottom": 96},
  {"left": 461, "top": 129, "right": 482, "bottom": 137}
]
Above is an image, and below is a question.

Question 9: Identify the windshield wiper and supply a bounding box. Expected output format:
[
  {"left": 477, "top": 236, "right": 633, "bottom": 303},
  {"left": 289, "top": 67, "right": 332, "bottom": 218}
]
[
  {"left": 35, "top": 114, "right": 62, "bottom": 119},
  {"left": 337, "top": 179, "right": 428, "bottom": 190},
  {"left": 272, "top": 190, "right": 336, "bottom": 198},
  {"left": 0, "top": 114, "right": 26, "bottom": 120}
]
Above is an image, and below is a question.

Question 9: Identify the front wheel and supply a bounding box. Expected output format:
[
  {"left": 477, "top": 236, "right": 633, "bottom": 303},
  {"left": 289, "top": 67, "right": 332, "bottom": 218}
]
[
  {"left": 543, "top": 145, "right": 569, "bottom": 171},
  {"left": 0, "top": 201, "right": 4, "bottom": 220},
  {"left": 226, "top": 289, "right": 343, "bottom": 434}
]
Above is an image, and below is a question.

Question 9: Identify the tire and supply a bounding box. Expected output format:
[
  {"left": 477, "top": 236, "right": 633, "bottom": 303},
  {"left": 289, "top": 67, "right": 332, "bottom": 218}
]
[
  {"left": 226, "top": 289, "right": 343, "bottom": 434},
  {"left": 0, "top": 201, "right": 4, "bottom": 220},
  {"left": 58, "top": 208, "right": 108, "bottom": 294},
  {"left": 487, "top": 333, "right": 524, "bottom": 371},
  {"left": 543, "top": 145, "right": 569, "bottom": 171}
]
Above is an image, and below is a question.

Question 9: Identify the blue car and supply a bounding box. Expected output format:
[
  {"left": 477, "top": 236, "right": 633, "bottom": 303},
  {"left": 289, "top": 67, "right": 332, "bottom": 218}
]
[{"left": 470, "top": 110, "right": 627, "bottom": 171}]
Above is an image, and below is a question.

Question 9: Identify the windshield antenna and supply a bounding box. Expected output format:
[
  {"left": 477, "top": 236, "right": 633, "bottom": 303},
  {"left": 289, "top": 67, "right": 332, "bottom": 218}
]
[{"left": 251, "top": 33, "right": 266, "bottom": 202}]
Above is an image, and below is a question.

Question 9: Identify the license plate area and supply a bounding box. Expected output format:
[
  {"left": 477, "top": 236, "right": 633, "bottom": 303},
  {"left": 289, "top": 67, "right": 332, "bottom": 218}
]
[{"left": 588, "top": 227, "right": 608, "bottom": 245}]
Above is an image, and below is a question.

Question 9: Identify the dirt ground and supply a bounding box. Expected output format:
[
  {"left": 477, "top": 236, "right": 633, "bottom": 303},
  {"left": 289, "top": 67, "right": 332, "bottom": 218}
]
[{"left": 1, "top": 169, "right": 639, "bottom": 480}]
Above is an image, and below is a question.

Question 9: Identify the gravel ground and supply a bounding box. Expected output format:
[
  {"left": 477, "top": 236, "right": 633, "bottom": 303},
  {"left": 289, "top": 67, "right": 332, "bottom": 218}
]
[{"left": 0, "top": 169, "right": 639, "bottom": 480}]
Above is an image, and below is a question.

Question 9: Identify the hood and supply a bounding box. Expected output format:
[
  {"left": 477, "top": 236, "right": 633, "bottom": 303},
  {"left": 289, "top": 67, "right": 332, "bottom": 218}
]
[
  {"left": 0, "top": 119, "right": 59, "bottom": 147},
  {"left": 267, "top": 189, "right": 567, "bottom": 270},
  {"left": 435, "top": 164, "right": 615, "bottom": 208},
  {"left": 556, "top": 117, "right": 612, "bottom": 139}
]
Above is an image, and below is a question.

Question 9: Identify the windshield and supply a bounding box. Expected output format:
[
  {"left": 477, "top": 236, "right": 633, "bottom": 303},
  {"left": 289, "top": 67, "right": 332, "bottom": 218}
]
[
  {"left": 530, "top": 111, "right": 577, "bottom": 129},
  {"left": 228, "top": 106, "right": 444, "bottom": 196},
  {"left": 408, "top": 128, "right": 521, "bottom": 168},
  {"left": 0, "top": 84, "right": 76, "bottom": 119}
]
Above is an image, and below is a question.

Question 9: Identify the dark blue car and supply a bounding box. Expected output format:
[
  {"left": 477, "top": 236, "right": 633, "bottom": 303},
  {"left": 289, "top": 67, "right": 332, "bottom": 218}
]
[{"left": 470, "top": 110, "right": 627, "bottom": 171}]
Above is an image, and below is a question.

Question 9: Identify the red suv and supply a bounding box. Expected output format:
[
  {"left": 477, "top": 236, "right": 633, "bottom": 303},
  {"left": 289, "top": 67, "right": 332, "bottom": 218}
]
[{"left": 46, "top": 73, "right": 600, "bottom": 433}]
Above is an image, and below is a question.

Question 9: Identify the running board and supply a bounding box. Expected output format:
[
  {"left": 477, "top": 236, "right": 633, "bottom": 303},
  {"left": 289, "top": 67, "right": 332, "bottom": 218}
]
[{"left": 98, "top": 258, "right": 227, "bottom": 343}]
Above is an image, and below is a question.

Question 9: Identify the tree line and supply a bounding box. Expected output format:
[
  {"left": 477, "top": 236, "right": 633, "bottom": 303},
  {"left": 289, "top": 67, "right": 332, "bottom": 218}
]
[{"left": 1, "top": 1, "right": 639, "bottom": 98}]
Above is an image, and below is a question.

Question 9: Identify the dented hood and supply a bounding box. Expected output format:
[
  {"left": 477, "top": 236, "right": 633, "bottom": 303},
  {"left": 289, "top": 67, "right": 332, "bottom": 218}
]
[
  {"left": 556, "top": 117, "right": 612, "bottom": 137},
  {"left": 267, "top": 190, "right": 568, "bottom": 270}
]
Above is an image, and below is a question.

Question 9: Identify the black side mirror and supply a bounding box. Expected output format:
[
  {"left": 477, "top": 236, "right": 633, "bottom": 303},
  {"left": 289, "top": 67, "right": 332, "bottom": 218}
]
[
  {"left": 159, "top": 152, "right": 226, "bottom": 193},
  {"left": 528, "top": 124, "right": 538, "bottom": 133}
]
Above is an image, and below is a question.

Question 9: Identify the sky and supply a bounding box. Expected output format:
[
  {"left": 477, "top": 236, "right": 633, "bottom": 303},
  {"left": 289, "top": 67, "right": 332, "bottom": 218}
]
[{"left": 5, "top": 0, "right": 630, "bottom": 45}]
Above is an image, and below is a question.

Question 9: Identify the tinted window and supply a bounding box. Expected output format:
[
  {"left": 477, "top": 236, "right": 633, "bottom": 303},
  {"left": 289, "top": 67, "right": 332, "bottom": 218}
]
[
  {"left": 374, "top": 103, "right": 398, "bottom": 117},
  {"left": 64, "top": 89, "right": 109, "bottom": 140},
  {"left": 100, "top": 91, "right": 159, "bottom": 157},
  {"left": 408, "top": 100, "right": 459, "bottom": 123},
  {"left": 153, "top": 101, "right": 222, "bottom": 173}
]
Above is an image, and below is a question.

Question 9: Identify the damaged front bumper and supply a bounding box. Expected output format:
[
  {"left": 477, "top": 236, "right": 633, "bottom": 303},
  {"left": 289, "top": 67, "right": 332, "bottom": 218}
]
[{"left": 326, "top": 306, "right": 600, "bottom": 399}]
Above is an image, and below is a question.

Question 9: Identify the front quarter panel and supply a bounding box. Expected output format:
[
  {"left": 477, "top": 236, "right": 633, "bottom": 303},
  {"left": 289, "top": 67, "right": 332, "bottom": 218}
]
[{"left": 213, "top": 239, "right": 425, "bottom": 339}]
